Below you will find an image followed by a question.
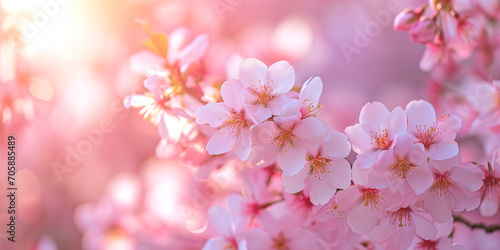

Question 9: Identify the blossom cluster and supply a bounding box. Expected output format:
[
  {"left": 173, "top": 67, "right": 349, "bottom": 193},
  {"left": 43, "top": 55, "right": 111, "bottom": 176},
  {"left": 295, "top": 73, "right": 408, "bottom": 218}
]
[{"left": 114, "top": 15, "right": 500, "bottom": 248}]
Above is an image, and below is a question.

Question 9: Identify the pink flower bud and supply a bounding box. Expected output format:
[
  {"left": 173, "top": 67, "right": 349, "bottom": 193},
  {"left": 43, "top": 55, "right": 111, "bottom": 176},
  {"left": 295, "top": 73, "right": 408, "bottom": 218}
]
[
  {"left": 410, "top": 19, "right": 437, "bottom": 44},
  {"left": 394, "top": 9, "right": 417, "bottom": 31}
]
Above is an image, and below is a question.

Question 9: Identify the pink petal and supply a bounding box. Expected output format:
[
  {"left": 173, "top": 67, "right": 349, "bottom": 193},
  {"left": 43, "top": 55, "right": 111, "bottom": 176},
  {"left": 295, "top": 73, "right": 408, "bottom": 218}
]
[
  {"left": 407, "top": 168, "right": 434, "bottom": 195},
  {"left": 345, "top": 124, "right": 373, "bottom": 153},
  {"left": 406, "top": 100, "right": 436, "bottom": 129},
  {"left": 347, "top": 207, "right": 378, "bottom": 234},
  {"left": 310, "top": 178, "right": 336, "bottom": 205},
  {"left": 221, "top": 79, "right": 246, "bottom": 111},
  {"left": 234, "top": 127, "right": 252, "bottom": 161},
  {"left": 479, "top": 198, "right": 499, "bottom": 217},
  {"left": 179, "top": 34, "right": 209, "bottom": 70},
  {"left": 336, "top": 186, "right": 362, "bottom": 211},
  {"left": 202, "top": 238, "right": 224, "bottom": 250},
  {"left": 244, "top": 103, "right": 271, "bottom": 124},
  {"left": 288, "top": 229, "right": 318, "bottom": 249},
  {"left": 419, "top": 45, "right": 440, "bottom": 72},
  {"left": 326, "top": 159, "right": 352, "bottom": 189},
  {"left": 449, "top": 166, "right": 484, "bottom": 192},
  {"left": 321, "top": 131, "right": 351, "bottom": 159},
  {"left": 267, "top": 60, "right": 295, "bottom": 95},
  {"left": 208, "top": 206, "right": 234, "bottom": 238},
  {"left": 387, "top": 106, "right": 407, "bottom": 137},
  {"left": 435, "top": 114, "right": 461, "bottom": 143},
  {"left": 167, "top": 27, "right": 190, "bottom": 63},
  {"left": 412, "top": 212, "right": 437, "bottom": 240},
  {"left": 195, "top": 103, "right": 231, "bottom": 127},
  {"left": 282, "top": 166, "right": 308, "bottom": 193},
  {"left": 268, "top": 95, "right": 295, "bottom": 116},
  {"left": 238, "top": 58, "right": 268, "bottom": 89},
  {"left": 123, "top": 95, "right": 154, "bottom": 108},
  {"left": 248, "top": 122, "right": 279, "bottom": 168},
  {"left": 359, "top": 102, "right": 390, "bottom": 128},
  {"left": 278, "top": 145, "right": 307, "bottom": 176},
  {"left": 299, "top": 76, "right": 322, "bottom": 105},
  {"left": 206, "top": 128, "right": 238, "bottom": 155},
  {"left": 423, "top": 192, "right": 454, "bottom": 223},
  {"left": 356, "top": 150, "right": 380, "bottom": 169},
  {"left": 428, "top": 154, "right": 461, "bottom": 173},
  {"left": 293, "top": 117, "right": 325, "bottom": 144},
  {"left": 143, "top": 74, "right": 162, "bottom": 96},
  {"left": 273, "top": 100, "right": 302, "bottom": 130},
  {"left": 374, "top": 149, "right": 395, "bottom": 173}
]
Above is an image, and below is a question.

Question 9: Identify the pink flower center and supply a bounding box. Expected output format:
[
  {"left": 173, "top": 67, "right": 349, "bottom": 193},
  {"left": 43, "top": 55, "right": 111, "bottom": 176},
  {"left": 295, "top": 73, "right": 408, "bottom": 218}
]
[
  {"left": 416, "top": 239, "right": 438, "bottom": 250},
  {"left": 272, "top": 128, "right": 298, "bottom": 154},
  {"left": 390, "top": 207, "right": 412, "bottom": 227},
  {"left": 223, "top": 238, "right": 238, "bottom": 250},
  {"left": 390, "top": 154, "right": 415, "bottom": 181},
  {"left": 308, "top": 154, "right": 332, "bottom": 181},
  {"left": 272, "top": 232, "right": 290, "bottom": 250},
  {"left": 370, "top": 128, "right": 391, "bottom": 150},
  {"left": 361, "top": 188, "right": 384, "bottom": 210},
  {"left": 432, "top": 173, "right": 452, "bottom": 196},
  {"left": 301, "top": 97, "right": 322, "bottom": 119},
  {"left": 253, "top": 81, "right": 275, "bottom": 106},
  {"left": 416, "top": 124, "right": 440, "bottom": 149},
  {"left": 325, "top": 201, "right": 344, "bottom": 220},
  {"left": 482, "top": 173, "right": 500, "bottom": 202},
  {"left": 492, "top": 90, "right": 500, "bottom": 108},
  {"left": 219, "top": 109, "right": 246, "bottom": 135}
]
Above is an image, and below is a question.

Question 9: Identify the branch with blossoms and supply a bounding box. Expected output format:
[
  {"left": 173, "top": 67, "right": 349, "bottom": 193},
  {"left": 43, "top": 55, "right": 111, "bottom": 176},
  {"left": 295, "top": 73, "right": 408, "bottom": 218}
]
[{"left": 121, "top": 17, "right": 500, "bottom": 248}]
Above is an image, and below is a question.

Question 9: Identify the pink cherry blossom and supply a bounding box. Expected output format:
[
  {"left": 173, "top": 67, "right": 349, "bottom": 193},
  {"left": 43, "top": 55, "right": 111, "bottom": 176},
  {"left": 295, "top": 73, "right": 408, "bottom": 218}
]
[
  {"left": 478, "top": 149, "right": 500, "bottom": 217},
  {"left": 195, "top": 79, "right": 254, "bottom": 161},
  {"left": 336, "top": 185, "right": 402, "bottom": 234},
  {"left": 237, "top": 58, "right": 295, "bottom": 116},
  {"left": 410, "top": 18, "right": 437, "bottom": 44},
  {"left": 375, "top": 131, "right": 434, "bottom": 195},
  {"left": 394, "top": 9, "right": 418, "bottom": 31},
  {"left": 368, "top": 200, "right": 437, "bottom": 249},
  {"left": 422, "top": 155, "right": 485, "bottom": 223},
  {"left": 345, "top": 102, "right": 407, "bottom": 169},
  {"left": 241, "top": 208, "right": 318, "bottom": 250},
  {"left": 124, "top": 74, "right": 191, "bottom": 125},
  {"left": 249, "top": 113, "right": 325, "bottom": 176},
  {"left": 298, "top": 76, "right": 324, "bottom": 119},
  {"left": 281, "top": 131, "right": 351, "bottom": 205},
  {"left": 406, "top": 100, "right": 462, "bottom": 160},
  {"left": 203, "top": 206, "right": 247, "bottom": 250}
]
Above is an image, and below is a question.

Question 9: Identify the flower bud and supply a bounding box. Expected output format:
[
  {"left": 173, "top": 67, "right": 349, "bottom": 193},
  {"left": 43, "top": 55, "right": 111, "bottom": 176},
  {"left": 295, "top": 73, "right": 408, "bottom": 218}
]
[
  {"left": 394, "top": 9, "right": 417, "bottom": 31},
  {"left": 410, "top": 19, "right": 437, "bottom": 44}
]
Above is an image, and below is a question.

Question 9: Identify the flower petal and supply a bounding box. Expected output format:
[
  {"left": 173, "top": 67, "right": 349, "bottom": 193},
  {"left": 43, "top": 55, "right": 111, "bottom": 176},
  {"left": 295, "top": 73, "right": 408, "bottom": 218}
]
[
  {"left": 123, "top": 95, "right": 154, "bottom": 109},
  {"left": 326, "top": 159, "right": 352, "bottom": 189},
  {"left": 238, "top": 58, "right": 268, "bottom": 89},
  {"left": 413, "top": 212, "right": 437, "bottom": 240},
  {"left": 221, "top": 79, "right": 246, "bottom": 111},
  {"left": 387, "top": 106, "right": 407, "bottom": 137},
  {"left": 179, "top": 34, "right": 209, "bottom": 70},
  {"left": 406, "top": 100, "right": 436, "bottom": 129},
  {"left": 347, "top": 207, "right": 378, "bottom": 234},
  {"left": 293, "top": 117, "right": 325, "bottom": 144},
  {"left": 278, "top": 145, "right": 307, "bottom": 176},
  {"left": 206, "top": 127, "right": 238, "bottom": 155},
  {"left": 310, "top": 178, "right": 336, "bottom": 205},
  {"left": 267, "top": 60, "right": 295, "bottom": 95},
  {"left": 321, "top": 131, "right": 351, "bottom": 159},
  {"left": 281, "top": 166, "right": 308, "bottom": 193},
  {"left": 195, "top": 103, "right": 231, "bottom": 127},
  {"left": 234, "top": 127, "right": 252, "bottom": 161},
  {"left": 208, "top": 206, "right": 234, "bottom": 238},
  {"left": 359, "top": 102, "right": 390, "bottom": 128},
  {"left": 299, "top": 76, "right": 322, "bottom": 105}
]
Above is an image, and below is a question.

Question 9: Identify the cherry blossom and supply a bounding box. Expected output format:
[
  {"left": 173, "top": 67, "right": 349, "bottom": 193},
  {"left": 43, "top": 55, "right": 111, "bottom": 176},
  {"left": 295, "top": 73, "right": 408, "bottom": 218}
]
[
  {"left": 195, "top": 79, "right": 254, "bottom": 161},
  {"left": 478, "top": 149, "right": 500, "bottom": 217},
  {"left": 336, "top": 185, "right": 402, "bottom": 234},
  {"left": 345, "top": 102, "right": 407, "bottom": 169},
  {"left": 374, "top": 131, "right": 433, "bottom": 195},
  {"left": 281, "top": 131, "right": 351, "bottom": 205},
  {"left": 237, "top": 58, "right": 295, "bottom": 116},
  {"left": 406, "top": 100, "right": 462, "bottom": 160},
  {"left": 248, "top": 103, "right": 325, "bottom": 175},
  {"left": 422, "top": 155, "right": 485, "bottom": 223},
  {"left": 203, "top": 206, "right": 247, "bottom": 250}
]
